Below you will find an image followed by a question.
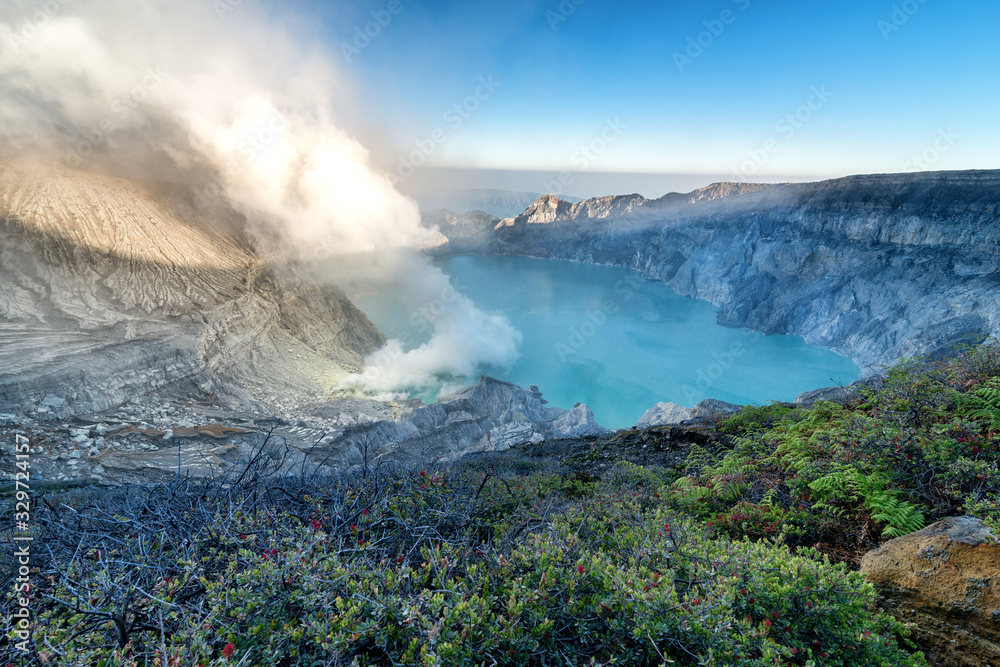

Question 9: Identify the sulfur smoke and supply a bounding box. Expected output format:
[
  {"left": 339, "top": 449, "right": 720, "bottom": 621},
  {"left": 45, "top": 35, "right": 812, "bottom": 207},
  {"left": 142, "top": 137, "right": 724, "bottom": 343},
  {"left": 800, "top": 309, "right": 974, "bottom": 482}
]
[
  {"left": 325, "top": 251, "right": 522, "bottom": 399},
  {"left": 0, "top": 0, "right": 521, "bottom": 397}
]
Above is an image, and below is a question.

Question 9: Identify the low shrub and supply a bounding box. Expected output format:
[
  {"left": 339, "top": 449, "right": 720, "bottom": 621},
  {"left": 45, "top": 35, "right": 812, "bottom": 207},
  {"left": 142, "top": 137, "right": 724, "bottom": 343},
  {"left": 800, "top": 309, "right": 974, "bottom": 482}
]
[{"left": 5, "top": 463, "right": 926, "bottom": 665}]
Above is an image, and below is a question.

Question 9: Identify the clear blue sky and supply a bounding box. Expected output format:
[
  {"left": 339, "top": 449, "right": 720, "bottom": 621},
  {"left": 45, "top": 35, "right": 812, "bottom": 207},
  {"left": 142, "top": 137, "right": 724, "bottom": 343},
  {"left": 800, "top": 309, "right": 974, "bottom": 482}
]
[{"left": 277, "top": 0, "right": 999, "bottom": 183}]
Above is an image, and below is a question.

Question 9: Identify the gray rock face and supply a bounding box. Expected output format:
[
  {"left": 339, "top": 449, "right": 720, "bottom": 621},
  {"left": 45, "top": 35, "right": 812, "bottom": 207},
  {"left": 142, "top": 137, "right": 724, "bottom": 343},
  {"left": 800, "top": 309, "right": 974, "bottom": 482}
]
[
  {"left": 635, "top": 398, "right": 742, "bottom": 428},
  {"left": 793, "top": 380, "right": 869, "bottom": 406},
  {"left": 636, "top": 402, "right": 695, "bottom": 428},
  {"left": 432, "top": 171, "right": 1000, "bottom": 372},
  {"left": 322, "top": 376, "right": 606, "bottom": 468},
  {"left": 495, "top": 193, "right": 649, "bottom": 228},
  {"left": 3, "top": 376, "right": 609, "bottom": 485},
  {"left": 0, "top": 164, "right": 617, "bottom": 482},
  {"left": 0, "top": 161, "right": 385, "bottom": 418},
  {"left": 549, "top": 403, "right": 610, "bottom": 439},
  {"left": 692, "top": 399, "right": 743, "bottom": 418}
]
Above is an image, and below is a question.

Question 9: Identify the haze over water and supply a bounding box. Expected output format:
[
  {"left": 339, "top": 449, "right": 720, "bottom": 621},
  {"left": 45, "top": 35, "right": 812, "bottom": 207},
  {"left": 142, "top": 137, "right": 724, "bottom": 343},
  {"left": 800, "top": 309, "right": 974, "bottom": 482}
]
[{"left": 351, "top": 255, "right": 860, "bottom": 428}]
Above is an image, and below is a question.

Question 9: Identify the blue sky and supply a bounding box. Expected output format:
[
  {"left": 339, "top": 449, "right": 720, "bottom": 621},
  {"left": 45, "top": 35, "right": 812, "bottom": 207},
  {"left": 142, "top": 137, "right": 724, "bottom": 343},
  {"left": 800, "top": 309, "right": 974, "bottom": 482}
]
[{"left": 277, "top": 0, "right": 999, "bottom": 188}]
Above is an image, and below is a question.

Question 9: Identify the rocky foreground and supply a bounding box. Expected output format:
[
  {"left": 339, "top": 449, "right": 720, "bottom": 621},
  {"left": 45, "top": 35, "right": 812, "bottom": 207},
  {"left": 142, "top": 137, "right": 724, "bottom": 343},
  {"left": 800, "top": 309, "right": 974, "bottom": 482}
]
[
  {"left": 428, "top": 171, "right": 1000, "bottom": 373},
  {"left": 0, "top": 376, "right": 609, "bottom": 485},
  {"left": 862, "top": 516, "right": 1000, "bottom": 666}
]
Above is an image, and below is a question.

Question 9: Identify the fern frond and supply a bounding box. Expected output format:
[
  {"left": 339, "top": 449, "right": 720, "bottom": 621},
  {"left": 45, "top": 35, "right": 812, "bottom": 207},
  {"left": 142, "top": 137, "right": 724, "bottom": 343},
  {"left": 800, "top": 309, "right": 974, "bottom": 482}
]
[{"left": 958, "top": 377, "right": 1000, "bottom": 430}]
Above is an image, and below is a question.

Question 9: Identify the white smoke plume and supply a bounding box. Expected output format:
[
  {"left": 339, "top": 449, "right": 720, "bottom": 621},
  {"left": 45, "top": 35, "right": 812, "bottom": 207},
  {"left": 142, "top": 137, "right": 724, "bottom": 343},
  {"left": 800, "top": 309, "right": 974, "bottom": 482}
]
[
  {"left": 0, "top": 0, "right": 426, "bottom": 255},
  {"left": 324, "top": 250, "right": 522, "bottom": 399},
  {"left": 0, "top": 0, "right": 521, "bottom": 396}
]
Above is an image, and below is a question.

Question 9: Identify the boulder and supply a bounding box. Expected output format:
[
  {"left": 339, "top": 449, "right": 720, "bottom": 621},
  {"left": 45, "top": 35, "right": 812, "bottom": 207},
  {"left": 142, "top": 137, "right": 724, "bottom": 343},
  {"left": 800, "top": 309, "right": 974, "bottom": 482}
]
[
  {"left": 636, "top": 402, "right": 694, "bottom": 429},
  {"left": 694, "top": 399, "right": 742, "bottom": 417},
  {"left": 318, "top": 377, "right": 610, "bottom": 466},
  {"left": 860, "top": 516, "right": 1000, "bottom": 667},
  {"left": 793, "top": 385, "right": 858, "bottom": 406},
  {"left": 793, "top": 379, "right": 874, "bottom": 406},
  {"left": 635, "top": 398, "right": 742, "bottom": 429},
  {"left": 549, "top": 403, "right": 609, "bottom": 439},
  {"left": 41, "top": 394, "right": 66, "bottom": 409}
]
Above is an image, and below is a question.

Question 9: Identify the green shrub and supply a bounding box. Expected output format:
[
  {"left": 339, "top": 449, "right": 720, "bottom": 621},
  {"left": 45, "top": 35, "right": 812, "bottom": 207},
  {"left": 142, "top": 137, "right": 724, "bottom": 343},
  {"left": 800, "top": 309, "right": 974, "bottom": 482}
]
[
  {"left": 12, "top": 467, "right": 927, "bottom": 666},
  {"left": 34, "top": 508, "right": 925, "bottom": 666},
  {"left": 956, "top": 376, "right": 1000, "bottom": 430},
  {"left": 717, "top": 402, "right": 799, "bottom": 436},
  {"left": 669, "top": 345, "right": 1000, "bottom": 554}
]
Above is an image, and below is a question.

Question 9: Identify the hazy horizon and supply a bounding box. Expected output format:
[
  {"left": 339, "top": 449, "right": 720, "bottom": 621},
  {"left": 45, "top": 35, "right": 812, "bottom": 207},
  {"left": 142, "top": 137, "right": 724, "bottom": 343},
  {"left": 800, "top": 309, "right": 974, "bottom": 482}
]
[{"left": 397, "top": 166, "right": 844, "bottom": 201}]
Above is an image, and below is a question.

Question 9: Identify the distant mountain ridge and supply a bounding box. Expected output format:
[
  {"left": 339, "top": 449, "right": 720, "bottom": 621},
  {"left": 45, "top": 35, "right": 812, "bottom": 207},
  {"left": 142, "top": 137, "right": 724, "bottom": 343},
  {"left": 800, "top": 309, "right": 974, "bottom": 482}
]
[
  {"left": 413, "top": 183, "right": 775, "bottom": 221},
  {"left": 496, "top": 181, "right": 783, "bottom": 227},
  {"left": 412, "top": 187, "right": 585, "bottom": 218},
  {"left": 666, "top": 181, "right": 783, "bottom": 204}
]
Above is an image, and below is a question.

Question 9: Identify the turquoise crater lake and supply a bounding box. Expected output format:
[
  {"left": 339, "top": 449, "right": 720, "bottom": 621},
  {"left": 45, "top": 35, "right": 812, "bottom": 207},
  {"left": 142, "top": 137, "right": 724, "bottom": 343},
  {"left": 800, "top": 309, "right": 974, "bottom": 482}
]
[{"left": 350, "top": 255, "right": 860, "bottom": 429}]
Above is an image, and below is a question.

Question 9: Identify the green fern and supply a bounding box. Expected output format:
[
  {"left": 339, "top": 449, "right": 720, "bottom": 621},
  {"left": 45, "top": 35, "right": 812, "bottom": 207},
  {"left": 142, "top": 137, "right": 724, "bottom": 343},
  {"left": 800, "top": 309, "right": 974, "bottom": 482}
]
[
  {"left": 808, "top": 466, "right": 924, "bottom": 537},
  {"left": 870, "top": 498, "right": 925, "bottom": 538},
  {"left": 772, "top": 433, "right": 817, "bottom": 474},
  {"left": 671, "top": 476, "right": 713, "bottom": 504},
  {"left": 770, "top": 406, "right": 844, "bottom": 464},
  {"left": 683, "top": 444, "right": 718, "bottom": 475},
  {"left": 857, "top": 472, "right": 925, "bottom": 537},
  {"left": 808, "top": 467, "right": 854, "bottom": 502},
  {"left": 759, "top": 488, "right": 780, "bottom": 508},
  {"left": 714, "top": 451, "right": 754, "bottom": 476},
  {"left": 958, "top": 377, "right": 1000, "bottom": 430},
  {"left": 717, "top": 401, "right": 796, "bottom": 435}
]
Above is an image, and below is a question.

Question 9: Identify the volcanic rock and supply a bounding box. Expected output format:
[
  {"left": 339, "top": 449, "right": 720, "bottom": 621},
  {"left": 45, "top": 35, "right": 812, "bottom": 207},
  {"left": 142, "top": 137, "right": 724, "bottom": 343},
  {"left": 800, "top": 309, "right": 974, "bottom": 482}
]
[{"left": 861, "top": 516, "right": 1000, "bottom": 666}]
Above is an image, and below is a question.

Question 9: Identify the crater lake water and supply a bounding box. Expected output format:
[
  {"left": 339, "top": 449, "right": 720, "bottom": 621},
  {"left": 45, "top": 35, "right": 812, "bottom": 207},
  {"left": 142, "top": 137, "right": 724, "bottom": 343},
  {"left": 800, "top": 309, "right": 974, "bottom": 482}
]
[{"left": 349, "top": 255, "right": 860, "bottom": 429}]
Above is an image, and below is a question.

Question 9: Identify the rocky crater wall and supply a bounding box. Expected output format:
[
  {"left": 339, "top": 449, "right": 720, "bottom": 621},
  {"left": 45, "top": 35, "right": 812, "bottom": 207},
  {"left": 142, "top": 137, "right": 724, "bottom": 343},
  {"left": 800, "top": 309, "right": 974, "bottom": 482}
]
[
  {"left": 0, "top": 162, "right": 385, "bottom": 418},
  {"left": 432, "top": 171, "right": 1000, "bottom": 371}
]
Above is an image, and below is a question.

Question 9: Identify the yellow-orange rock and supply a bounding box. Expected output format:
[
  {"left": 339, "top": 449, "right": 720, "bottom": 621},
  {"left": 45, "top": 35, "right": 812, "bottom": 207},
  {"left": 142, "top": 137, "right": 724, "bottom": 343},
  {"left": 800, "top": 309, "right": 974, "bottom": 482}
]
[{"left": 861, "top": 516, "right": 1000, "bottom": 667}]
